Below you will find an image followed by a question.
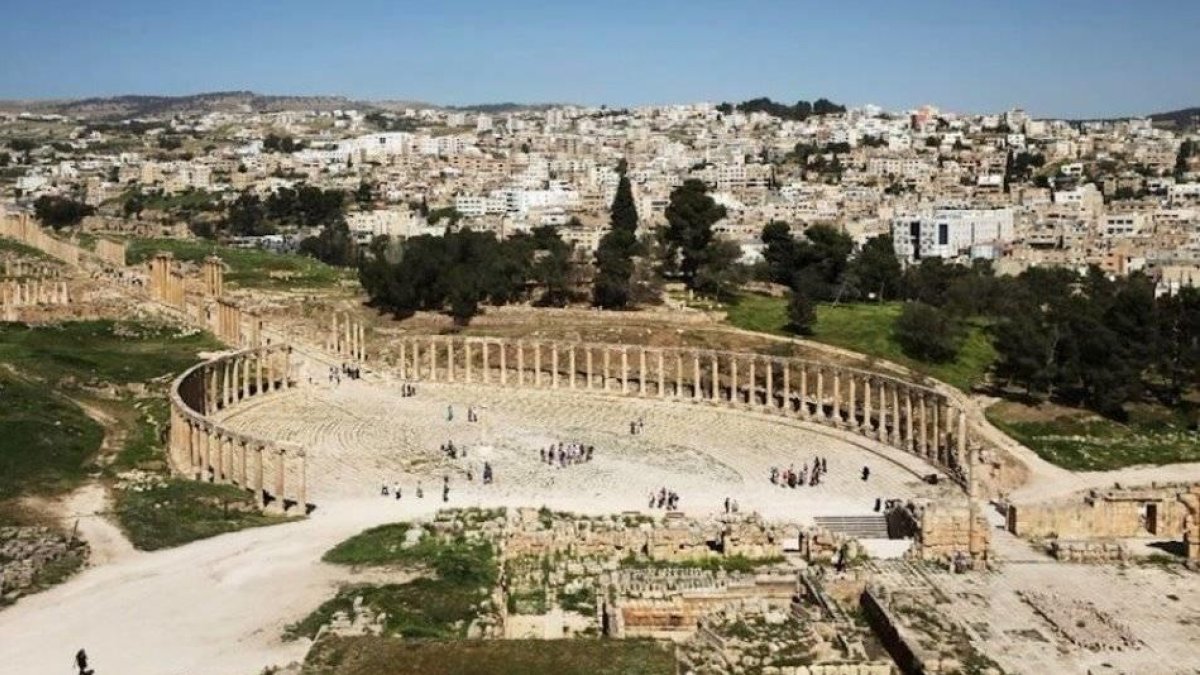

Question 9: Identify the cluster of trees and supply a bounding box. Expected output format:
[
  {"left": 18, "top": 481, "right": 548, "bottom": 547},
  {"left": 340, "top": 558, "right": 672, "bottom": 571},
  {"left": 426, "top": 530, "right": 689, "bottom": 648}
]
[
  {"left": 262, "top": 133, "right": 305, "bottom": 154},
  {"left": 33, "top": 195, "right": 95, "bottom": 229},
  {"left": 358, "top": 226, "right": 578, "bottom": 324},
  {"left": 1178, "top": 140, "right": 1198, "bottom": 179},
  {"left": 715, "top": 97, "right": 846, "bottom": 121},
  {"left": 760, "top": 223, "right": 901, "bottom": 333},
  {"left": 865, "top": 258, "right": 1199, "bottom": 419},
  {"left": 592, "top": 171, "right": 641, "bottom": 309},
  {"left": 220, "top": 186, "right": 346, "bottom": 237}
]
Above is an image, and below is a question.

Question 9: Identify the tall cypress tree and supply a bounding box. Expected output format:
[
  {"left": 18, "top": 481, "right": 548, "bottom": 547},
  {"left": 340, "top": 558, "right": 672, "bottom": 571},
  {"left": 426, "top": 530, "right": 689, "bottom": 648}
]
[{"left": 593, "top": 168, "right": 640, "bottom": 309}]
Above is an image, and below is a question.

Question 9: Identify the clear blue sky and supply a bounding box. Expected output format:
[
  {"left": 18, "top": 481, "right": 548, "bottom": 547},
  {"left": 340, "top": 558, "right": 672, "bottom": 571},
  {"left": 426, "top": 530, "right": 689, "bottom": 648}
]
[{"left": 1, "top": 0, "right": 1197, "bottom": 118}]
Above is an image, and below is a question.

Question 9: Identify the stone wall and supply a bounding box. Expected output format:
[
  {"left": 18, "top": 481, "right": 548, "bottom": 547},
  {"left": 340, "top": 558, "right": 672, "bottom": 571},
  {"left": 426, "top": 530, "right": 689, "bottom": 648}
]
[{"left": 1007, "top": 485, "right": 1197, "bottom": 541}]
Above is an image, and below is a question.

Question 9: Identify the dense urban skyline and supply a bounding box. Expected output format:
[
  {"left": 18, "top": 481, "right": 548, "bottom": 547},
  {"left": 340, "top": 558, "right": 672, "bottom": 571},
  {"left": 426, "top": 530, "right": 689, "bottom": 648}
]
[{"left": 1, "top": 0, "right": 1197, "bottom": 118}]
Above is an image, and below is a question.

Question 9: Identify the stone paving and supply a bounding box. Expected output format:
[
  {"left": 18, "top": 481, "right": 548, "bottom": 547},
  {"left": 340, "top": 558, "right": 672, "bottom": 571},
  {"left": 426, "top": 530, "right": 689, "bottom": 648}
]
[
  {"left": 217, "top": 379, "right": 956, "bottom": 522},
  {"left": 873, "top": 526, "right": 1200, "bottom": 674}
]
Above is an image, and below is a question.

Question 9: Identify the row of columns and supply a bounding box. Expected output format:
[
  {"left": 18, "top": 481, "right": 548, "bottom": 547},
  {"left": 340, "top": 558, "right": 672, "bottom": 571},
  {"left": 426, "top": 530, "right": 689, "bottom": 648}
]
[
  {"left": 202, "top": 256, "right": 224, "bottom": 297},
  {"left": 148, "top": 253, "right": 185, "bottom": 307},
  {"left": 327, "top": 314, "right": 366, "bottom": 362},
  {"left": 2, "top": 258, "right": 59, "bottom": 278},
  {"left": 169, "top": 404, "right": 305, "bottom": 511},
  {"left": 213, "top": 299, "right": 244, "bottom": 346},
  {"left": 168, "top": 346, "right": 304, "bottom": 511},
  {"left": 396, "top": 337, "right": 969, "bottom": 483},
  {"left": 0, "top": 279, "right": 69, "bottom": 306},
  {"left": 203, "top": 347, "right": 292, "bottom": 413}
]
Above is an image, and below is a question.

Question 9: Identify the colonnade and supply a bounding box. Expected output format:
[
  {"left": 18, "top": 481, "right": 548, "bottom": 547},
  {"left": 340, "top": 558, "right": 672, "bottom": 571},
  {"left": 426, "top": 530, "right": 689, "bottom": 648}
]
[
  {"left": 0, "top": 279, "right": 70, "bottom": 306},
  {"left": 202, "top": 255, "right": 224, "bottom": 297},
  {"left": 148, "top": 252, "right": 185, "bottom": 307},
  {"left": 168, "top": 345, "right": 306, "bottom": 511},
  {"left": 395, "top": 336, "right": 972, "bottom": 486},
  {"left": 327, "top": 313, "right": 366, "bottom": 362},
  {"left": 2, "top": 258, "right": 59, "bottom": 278}
]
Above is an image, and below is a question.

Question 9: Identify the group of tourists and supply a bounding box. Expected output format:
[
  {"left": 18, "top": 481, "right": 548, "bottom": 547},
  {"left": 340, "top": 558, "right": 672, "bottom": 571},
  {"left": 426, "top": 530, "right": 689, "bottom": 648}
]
[
  {"left": 540, "top": 441, "right": 595, "bottom": 467},
  {"left": 628, "top": 417, "right": 646, "bottom": 435},
  {"left": 466, "top": 405, "right": 480, "bottom": 423},
  {"left": 400, "top": 382, "right": 417, "bottom": 397},
  {"left": 440, "top": 440, "right": 467, "bottom": 460},
  {"left": 649, "top": 486, "right": 680, "bottom": 510},
  {"left": 723, "top": 497, "right": 741, "bottom": 514},
  {"left": 380, "top": 481, "right": 418, "bottom": 500},
  {"left": 770, "top": 456, "right": 829, "bottom": 489}
]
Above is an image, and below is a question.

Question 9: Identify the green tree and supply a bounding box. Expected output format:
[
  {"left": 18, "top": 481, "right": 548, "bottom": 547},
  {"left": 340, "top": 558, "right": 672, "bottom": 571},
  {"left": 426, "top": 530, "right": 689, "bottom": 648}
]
[
  {"left": 786, "top": 287, "right": 817, "bottom": 335},
  {"left": 593, "top": 172, "right": 640, "bottom": 309},
  {"left": 355, "top": 181, "right": 375, "bottom": 205},
  {"left": 33, "top": 196, "right": 94, "bottom": 230},
  {"left": 894, "top": 302, "right": 964, "bottom": 363},
  {"left": 662, "top": 179, "right": 726, "bottom": 291},
  {"left": 851, "top": 234, "right": 902, "bottom": 301}
]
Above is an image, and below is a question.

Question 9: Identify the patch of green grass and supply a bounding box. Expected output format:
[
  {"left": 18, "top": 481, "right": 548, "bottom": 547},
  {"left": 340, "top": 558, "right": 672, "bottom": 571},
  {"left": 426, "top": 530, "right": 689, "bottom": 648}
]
[
  {"left": 323, "top": 523, "right": 413, "bottom": 565},
  {"left": 0, "top": 320, "right": 221, "bottom": 385},
  {"left": 287, "top": 577, "right": 490, "bottom": 641},
  {"left": 0, "top": 371, "right": 102, "bottom": 502},
  {"left": 725, "top": 295, "right": 997, "bottom": 391},
  {"left": 125, "top": 237, "right": 348, "bottom": 289},
  {"left": 986, "top": 403, "right": 1200, "bottom": 471},
  {"left": 109, "top": 397, "right": 170, "bottom": 472},
  {"left": 323, "top": 525, "right": 497, "bottom": 586},
  {"left": 0, "top": 237, "right": 58, "bottom": 262},
  {"left": 304, "top": 637, "right": 676, "bottom": 675},
  {"left": 114, "top": 479, "right": 291, "bottom": 551},
  {"left": 558, "top": 585, "right": 596, "bottom": 613}
]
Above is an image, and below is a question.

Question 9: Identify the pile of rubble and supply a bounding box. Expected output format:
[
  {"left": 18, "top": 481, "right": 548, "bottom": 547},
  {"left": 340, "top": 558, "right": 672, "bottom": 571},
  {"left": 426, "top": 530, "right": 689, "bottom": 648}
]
[{"left": 0, "top": 526, "right": 88, "bottom": 604}]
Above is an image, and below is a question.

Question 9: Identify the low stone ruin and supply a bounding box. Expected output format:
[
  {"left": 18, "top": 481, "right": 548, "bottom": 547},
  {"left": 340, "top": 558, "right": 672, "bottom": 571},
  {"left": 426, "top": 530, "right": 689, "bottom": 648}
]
[{"left": 0, "top": 526, "right": 88, "bottom": 605}]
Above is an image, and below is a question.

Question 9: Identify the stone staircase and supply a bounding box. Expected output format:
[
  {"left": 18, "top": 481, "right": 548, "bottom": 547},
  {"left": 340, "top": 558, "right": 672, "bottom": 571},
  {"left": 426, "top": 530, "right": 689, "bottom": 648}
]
[{"left": 814, "top": 514, "right": 890, "bottom": 539}]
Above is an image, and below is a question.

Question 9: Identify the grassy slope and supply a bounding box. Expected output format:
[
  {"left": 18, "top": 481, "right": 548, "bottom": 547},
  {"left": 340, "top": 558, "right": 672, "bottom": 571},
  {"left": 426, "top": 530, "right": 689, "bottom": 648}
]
[
  {"left": 304, "top": 638, "right": 675, "bottom": 675},
  {"left": 724, "top": 295, "right": 996, "bottom": 391},
  {"left": 125, "top": 237, "right": 347, "bottom": 289},
  {"left": 114, "top": 480, "right": 290, "bottom": 550},
  {"left": 0, "top": 320, "right": 221, "bottom": 385},
  {"left": 0, "top": 371, "right": 102, "bottom": 501},
  {"left": 985, "top": 401, "right": 1200, "bottom": 472}
]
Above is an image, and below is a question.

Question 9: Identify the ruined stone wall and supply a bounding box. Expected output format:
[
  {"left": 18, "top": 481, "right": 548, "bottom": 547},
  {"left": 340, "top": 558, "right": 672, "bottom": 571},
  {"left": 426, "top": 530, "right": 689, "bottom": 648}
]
[
  {"left": 1008, "top": 486, "right": 1195, "bottom": 540},
  {"left": 893, "top": 502, "right": 989, "bottom": 566},
  {"left": 94, "top": 238, "right": 127, "bottom": 267}
]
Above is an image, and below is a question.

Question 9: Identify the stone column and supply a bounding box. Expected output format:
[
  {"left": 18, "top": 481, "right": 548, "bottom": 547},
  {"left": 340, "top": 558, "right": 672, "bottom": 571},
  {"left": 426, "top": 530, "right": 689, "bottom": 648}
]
[
  {"left": 891, "top": 385, "right": 901, "bottom": 446},
  {"left": 956, "top": 408, "right": 967, "bottom": 472},
  {"left": 274, "top": 447, "right": 286, "bottom": 509},
  {"left": 621, "top": 348, "right": 629, "bottom": 394},
  {"left": 692, "top": 354, "right": 701, "bottom": 400},
  {"left": 427, "top": 337, "right": 437, "bottom": 381},
  {"left": 831, "top": 370, "right": 841, "bottom": 424},
  {"left": 256, "top": 352, "right": 264, "bottom": 395},
  {"left": 638, "top": 348, "right": 647, "bottom": 396},
  {"left": 446, "top": 338, "right": 456, "bottom": 383},
  {"left": 464, "top": 341, "right": 472, "bottom": 383},
  {"left": 297, "top": 450, "right": 307, "bottom": 510},
  {"left": 674, "top": 352, "right": 683, "bottom": 398},
  {"left": 586, "top": 349, "right": 593, "bottom": 390},
  {"left": 847, "top": 375, "right": 857, "bottom": 429},
  {"left": 862, "top": 378, "right": 872, "bottom": 434},
  {"left": 410, "top": 340, "right": 419, "bottom": 381},
  {"left": 815, "top": 368, "right": 824, "bottom": 420},
  {"left": 551, "top": 344, "right": 559, "bottom": 389},
  {"left": 481, "top": 341, "right": 489, "bottom": 384},
  {"left": 239, "top": 440, "right": 249, "bottom": 487},
  {"left": 657, "top": 350, "right": 665, "bottom": 398},
  {"left": 533, "top": 342, "right": 542, "bottom": 388},
  {"left": 904, "top": 389, "right": 914, "bottom": 451},
  {"left": 730, "top": 357, "right": 738, "bottom": 404},
  {"left": 517, "top": 341, "right": 525, "bottom": 387},
  {"left": 603, "top": 348, "right": 610, "bottom": 391},
  {"left": 931, "top": 399, "right": 941, "bottom": 464},
  {"left": 765, "top": 359, "right": 773, "bottom": 409},
  {"left": 569, "top": 346, "right": 577, "bottom": 389},
  {"left": 242, "top": 357, "right": 251, "bottom": 400},
  {"left": 710, "top": 354, "right": 719, "bottom": 401},
  {"left": 499, "top": 342, "right": 507, "bottom": 386},
  {"left": 254, "top": 445, "right": 265, "bottom": 505},
  {"left": 747, "top": 358, "right": 756, "bottom": 406},
  {"left": 782, "top": 362, "right": 791, "bottom": 414}
]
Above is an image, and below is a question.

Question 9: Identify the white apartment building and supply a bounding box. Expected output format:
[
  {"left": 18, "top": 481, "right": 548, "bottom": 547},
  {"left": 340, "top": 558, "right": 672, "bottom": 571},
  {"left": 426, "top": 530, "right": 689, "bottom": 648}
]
[
  {"left": 891, "top": 208, "right": 1015, "bottom": 261},
  {"left": 1100, "top": 212, "right": 1150, "bottom": 238}
]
